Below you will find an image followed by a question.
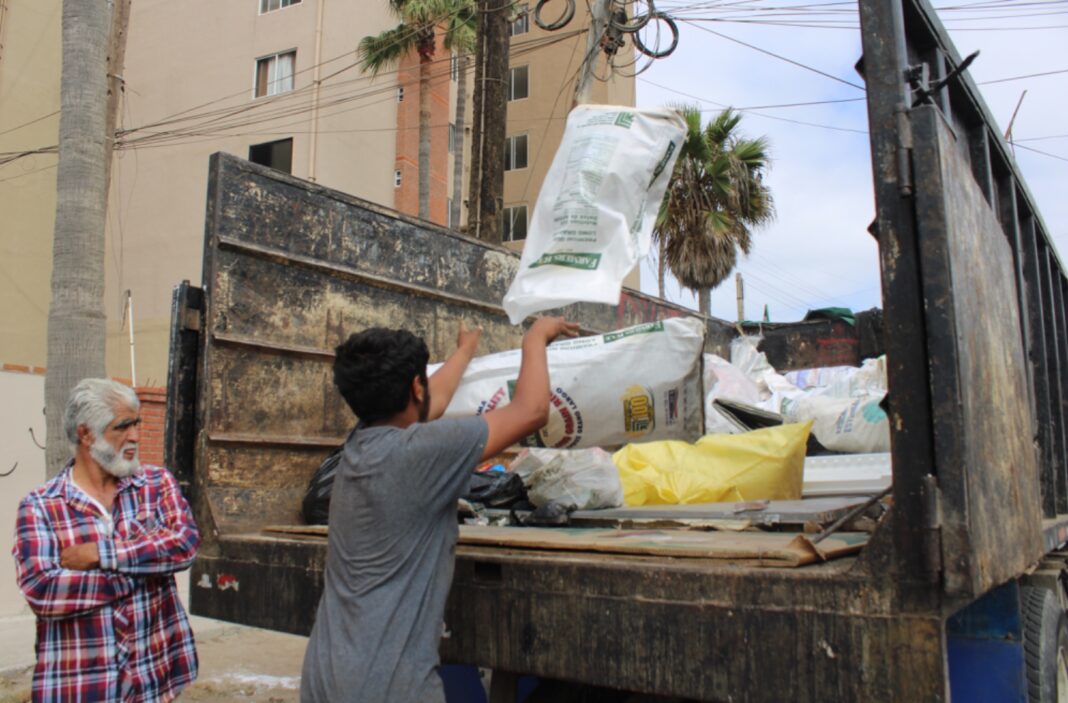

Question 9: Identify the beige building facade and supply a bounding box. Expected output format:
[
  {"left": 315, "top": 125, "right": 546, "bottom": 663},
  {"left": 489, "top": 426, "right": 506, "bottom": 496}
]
[
  {"left": 0, "top": 0, "right": 61, "bottom": 371},
  {"left": 0, "top": 1, "right": 635, "bottom": 385}
]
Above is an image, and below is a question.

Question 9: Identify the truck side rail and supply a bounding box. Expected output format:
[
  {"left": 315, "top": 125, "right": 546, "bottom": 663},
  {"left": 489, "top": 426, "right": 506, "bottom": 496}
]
[{"left": 862, "top": 0, "right": 1066, "bottom": 598}]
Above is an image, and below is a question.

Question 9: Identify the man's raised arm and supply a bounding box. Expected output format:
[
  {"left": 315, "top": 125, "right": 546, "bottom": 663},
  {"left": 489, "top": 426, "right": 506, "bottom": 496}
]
[
  {"left": 480, "top": 317, "right": 579, "bottom": 460},
  {"left": 427, "top": 321, "right": 482, "bottom": 420}
]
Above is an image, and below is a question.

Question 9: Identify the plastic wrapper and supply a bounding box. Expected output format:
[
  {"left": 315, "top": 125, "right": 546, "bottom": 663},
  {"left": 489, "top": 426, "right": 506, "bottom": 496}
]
[
  {"left": 510, "top": 447, "right": 624, "bottom": 510},
  {"left": 612, "top": 422, "right": 812, "bottom": 506}
]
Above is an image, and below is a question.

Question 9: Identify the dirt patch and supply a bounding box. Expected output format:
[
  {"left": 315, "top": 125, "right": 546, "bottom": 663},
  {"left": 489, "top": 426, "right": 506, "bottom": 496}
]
[{"left": 0, "top": 624, "right": 307, "bottom": 702}]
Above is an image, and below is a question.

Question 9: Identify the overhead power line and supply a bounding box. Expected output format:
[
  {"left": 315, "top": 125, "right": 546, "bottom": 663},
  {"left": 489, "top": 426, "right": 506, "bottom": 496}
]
[{"left": 682, "top": 21, "right": 866, "bottom": 90}]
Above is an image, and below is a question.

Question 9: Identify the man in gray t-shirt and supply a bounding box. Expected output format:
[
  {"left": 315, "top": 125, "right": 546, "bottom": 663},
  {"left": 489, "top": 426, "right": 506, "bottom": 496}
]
[{"left": 302, "top": 317, "right": 578, "bottom": 703}]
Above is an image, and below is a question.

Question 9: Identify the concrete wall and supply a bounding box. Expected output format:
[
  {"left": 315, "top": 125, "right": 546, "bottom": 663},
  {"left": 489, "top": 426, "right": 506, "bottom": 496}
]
[{"left": 0, "top": 370, "right": 47, "bottom": 617}]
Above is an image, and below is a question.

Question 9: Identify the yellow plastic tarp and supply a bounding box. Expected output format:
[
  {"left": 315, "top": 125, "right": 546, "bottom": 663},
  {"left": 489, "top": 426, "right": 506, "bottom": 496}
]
[{"left": 612, "top": 422, "right": 813, "bottom": 506}]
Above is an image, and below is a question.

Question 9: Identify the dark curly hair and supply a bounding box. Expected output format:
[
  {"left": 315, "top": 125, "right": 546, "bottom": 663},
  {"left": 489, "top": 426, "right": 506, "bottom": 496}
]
[{"left": 333, "top": 328, "right": 429, "bottom": 424}]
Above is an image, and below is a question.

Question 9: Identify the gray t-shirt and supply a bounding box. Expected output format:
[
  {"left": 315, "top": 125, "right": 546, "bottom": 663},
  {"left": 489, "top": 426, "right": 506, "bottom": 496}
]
[{"left": 301, "top": 416, "right": 489, "bottom": 703}]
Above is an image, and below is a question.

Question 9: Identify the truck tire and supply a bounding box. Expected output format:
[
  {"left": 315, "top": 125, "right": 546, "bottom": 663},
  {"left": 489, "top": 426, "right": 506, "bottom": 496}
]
[{"left": 1022, "top": 585, "right": 1068, "bottom": 703}]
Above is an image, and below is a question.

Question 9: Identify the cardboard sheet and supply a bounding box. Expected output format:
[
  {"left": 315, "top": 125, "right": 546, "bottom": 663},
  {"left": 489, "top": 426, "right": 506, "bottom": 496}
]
[{"left": 261, "top": 524, "right": 868, "bottom": 567}]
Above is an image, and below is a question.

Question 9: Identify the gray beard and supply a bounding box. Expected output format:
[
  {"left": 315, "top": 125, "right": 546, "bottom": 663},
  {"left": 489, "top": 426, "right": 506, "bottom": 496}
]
[{"left": 90, "top": 437, "right": 140, "bottom": 478}]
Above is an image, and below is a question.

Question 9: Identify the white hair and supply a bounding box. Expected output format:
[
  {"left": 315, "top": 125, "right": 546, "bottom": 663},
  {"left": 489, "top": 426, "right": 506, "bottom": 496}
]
[{"left": 63, "top": 378, "right": 141, "bottom": 449}]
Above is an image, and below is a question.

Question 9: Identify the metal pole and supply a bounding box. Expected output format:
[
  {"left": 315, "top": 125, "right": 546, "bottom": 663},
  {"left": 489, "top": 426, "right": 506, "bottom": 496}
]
[
  {"left": 735, "top": 272, "right": 744, "bottom": 322},
  {"left": 126, "top": 290, "right": 137, "bottom": 388},
  {"left": 573, "top": 0, "right": 612, "bottom": 106}
]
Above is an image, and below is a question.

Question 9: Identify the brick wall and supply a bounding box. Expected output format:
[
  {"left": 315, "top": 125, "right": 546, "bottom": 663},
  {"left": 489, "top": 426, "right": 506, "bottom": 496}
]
[{"left": 136, "top": 386, "right": 166, "bottom": 467}]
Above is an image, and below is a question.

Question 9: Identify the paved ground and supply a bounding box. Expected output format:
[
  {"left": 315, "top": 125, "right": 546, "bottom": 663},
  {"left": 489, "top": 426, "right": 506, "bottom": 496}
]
[{"left": 0, "top": 613, "right": 308, "bottom": 703}]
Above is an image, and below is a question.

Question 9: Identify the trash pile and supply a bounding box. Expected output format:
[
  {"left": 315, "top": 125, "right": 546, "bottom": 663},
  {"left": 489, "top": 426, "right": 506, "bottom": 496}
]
[
  {"left": 303, "top": 320, "right": 892, "bottom": 533},
  {"left": 708, "top": 335, "right": 890, "bottom": 455}
]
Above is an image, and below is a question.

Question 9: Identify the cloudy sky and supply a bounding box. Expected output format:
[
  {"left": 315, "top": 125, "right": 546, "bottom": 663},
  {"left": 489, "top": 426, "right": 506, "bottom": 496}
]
[{"left": 631, "top": 0, "right": 1066, "bottom": 322}]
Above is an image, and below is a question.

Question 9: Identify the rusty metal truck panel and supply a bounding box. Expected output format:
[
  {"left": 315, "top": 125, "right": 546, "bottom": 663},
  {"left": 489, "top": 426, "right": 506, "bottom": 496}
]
[{"left": 860, "top": 0, "right": 1060, "bottom": 599}]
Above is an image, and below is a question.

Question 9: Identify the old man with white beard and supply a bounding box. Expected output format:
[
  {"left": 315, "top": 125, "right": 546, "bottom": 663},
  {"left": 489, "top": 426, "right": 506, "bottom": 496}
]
[{"left": 12, "top": 378, "right": 200, "bottom": 702}]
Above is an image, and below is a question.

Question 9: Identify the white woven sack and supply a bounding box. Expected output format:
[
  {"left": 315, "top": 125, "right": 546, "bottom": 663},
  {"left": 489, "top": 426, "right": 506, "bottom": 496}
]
[{"left": 502, "top": 106, "right": 686, "bottom": 324}]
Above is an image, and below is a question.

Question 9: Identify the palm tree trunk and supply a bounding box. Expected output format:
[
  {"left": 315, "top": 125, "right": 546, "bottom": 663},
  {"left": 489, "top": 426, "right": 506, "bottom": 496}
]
[
  {"left": 699, "top": 288, "right": 711, "bottom": 316},
  {"left": 418, "top": 57, "right": 432, "bottom": 220},
  {"left": 450, "top": 54, "right": 468, "bottom": 230},
  {"left": 45, "top": 0, "right": 111, "bottom": 475}
]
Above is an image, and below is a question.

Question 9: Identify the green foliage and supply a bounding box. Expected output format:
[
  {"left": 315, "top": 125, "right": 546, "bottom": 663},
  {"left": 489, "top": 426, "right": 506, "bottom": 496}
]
[
  {"left": 655, "top": 105, "right": 775, "bottom": 295},
  {"left": 357, "top": 0, "right": 476, "bottom": 74}
]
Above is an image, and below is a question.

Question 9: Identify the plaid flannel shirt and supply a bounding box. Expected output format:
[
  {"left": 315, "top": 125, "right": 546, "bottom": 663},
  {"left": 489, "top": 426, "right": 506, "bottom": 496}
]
[{"left": 12, "top": 463, "right": 200, "bottom": 703}]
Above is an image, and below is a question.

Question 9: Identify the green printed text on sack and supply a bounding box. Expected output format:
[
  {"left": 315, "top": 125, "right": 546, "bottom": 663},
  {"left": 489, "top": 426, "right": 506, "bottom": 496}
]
[
  {"left": 529, "top": 252, "right": 602, "bottom": 270},
  {"left": 603, "top": 320, "right": 664, "bottom": 344}
]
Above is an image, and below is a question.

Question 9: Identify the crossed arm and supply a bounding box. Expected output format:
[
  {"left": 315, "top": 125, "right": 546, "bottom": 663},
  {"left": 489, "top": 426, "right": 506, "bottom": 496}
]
[
  {"left": 14, "top": 470, "right": 200, "bottom": 618},
  {"left": 96, "top": 469, "right": 200, "bottom": 575},
  {"left": 14, "top": 498, "right": 135, "bottom": 619}
]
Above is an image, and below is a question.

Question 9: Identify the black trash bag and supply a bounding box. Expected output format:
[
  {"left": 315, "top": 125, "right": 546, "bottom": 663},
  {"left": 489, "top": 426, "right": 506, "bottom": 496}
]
[
  {"left": 512, "top": 500, "right": 576, "bottom": 527},
  {"left": 463, "top": 470, "right": 526, "bottom": 508},
  {"left": 302, "top": 448, "right": 343, "bottom": 525}
]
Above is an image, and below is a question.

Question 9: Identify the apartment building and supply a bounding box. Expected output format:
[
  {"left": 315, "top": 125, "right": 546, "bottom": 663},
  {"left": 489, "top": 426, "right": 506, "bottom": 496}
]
[
  {"left": 0, "top": 0, "right": 61, "bottom": 371},
  {"left": 0, "top": 0, "right": 635, "bottom": 386}
]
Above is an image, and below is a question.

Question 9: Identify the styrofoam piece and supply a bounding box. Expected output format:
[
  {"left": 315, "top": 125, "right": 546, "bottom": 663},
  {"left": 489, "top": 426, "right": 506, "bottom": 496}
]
[{"left": 802, "top": 452, "right": 892, "bottom": 497}]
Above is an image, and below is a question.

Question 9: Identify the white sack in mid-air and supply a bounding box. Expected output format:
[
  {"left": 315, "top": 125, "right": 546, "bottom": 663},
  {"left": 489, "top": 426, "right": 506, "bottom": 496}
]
[{"left": 502, "top": 106, "right": 686, "bottom": 324}]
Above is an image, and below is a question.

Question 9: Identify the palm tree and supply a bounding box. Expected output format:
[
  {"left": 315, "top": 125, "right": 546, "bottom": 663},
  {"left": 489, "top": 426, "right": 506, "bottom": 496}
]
[
  {"left": 654, "top": 106, "right": 774, "bottom": 315},
  {"left": 45, "top": 0, "right": 113, "bottom": 475},
  {"left": 358, "top": 0, "right": 476, "bottom": 221}
]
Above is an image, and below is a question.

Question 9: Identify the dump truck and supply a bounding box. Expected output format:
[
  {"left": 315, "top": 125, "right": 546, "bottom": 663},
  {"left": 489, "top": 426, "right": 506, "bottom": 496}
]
[{"left": 164, "top": 0, "right": 1068, "bottom": 699}]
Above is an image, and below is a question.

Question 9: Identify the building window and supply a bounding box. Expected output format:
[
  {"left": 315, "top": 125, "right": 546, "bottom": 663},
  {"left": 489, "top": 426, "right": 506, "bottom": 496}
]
[
  {"left": 503, "top": 205, "right": 528, "bottom": 242},
  {"left": 447, "top": 198, "right": 454, "bottom": 228},
  {"left": 448, "top": 123, "right": 456, "bottom": 153},
  {"left": 255, "top": 50, "right": 295, "bottom": 97},
  {"left": 398, "top": 87, "right": 404, "bottom": 102},
  {"left": 510, "top": 4, "right": 529, "bottom": 36},
  {"left": 508, "top": 65, "right": 529, "bottom": 101},
  {"left": 260, "top": 0, "right": 301, "bottom": 13},
  {"left": 450, "top": 54, "right": 459, "bottom": 81},
  {"left": 394, "top": 170, "right": 402, "bottom": 187},
  {"left": 505, "top": 134, "right": 528, "bottom": 171},
  {"left": 248, "top": 138, "right": 293, "bottom": 174}
]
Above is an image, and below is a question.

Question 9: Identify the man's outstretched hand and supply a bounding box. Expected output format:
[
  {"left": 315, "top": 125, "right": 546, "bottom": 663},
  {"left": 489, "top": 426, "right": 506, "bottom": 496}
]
[
  {"left": 456, "top": 320, "right": 482, "bottom": 355},
  {"left": 528, "top": 317, "right": 580, "bottom": 345}
]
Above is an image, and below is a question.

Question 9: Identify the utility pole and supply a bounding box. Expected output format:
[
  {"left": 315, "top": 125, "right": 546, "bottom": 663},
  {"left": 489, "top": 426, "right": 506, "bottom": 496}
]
[
  {"left": 736, "top": 272, "right": 745, "bottom": 322},
  {"left": 475, "top": 0, "right": 509, "bottom": 244},
  {"left": 467, "top": 1, "right": 487, "bottom": 236},
  {"left": 104, "top": 0, "right": 132, "bottom": 193},
  {"left": 573, "top": 0, "right": 612, "bottom": 106}
]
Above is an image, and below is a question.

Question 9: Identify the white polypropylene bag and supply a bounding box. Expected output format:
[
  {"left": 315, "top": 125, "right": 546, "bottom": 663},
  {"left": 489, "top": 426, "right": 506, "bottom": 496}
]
[
  {"left": 782, "top": 393, "right": 891, "bottom": 453},
  {"left": 502, "top": 106, "right": 687, "bottom": 324},
  {"left": 509, "top": 447, "right": 624, "bottom": 510},
  {"left": 784, "top": 356, "right": 887, "bottom": 398},
  {"left": 436, "top": 317, "right": 705, "bottom": 448}
]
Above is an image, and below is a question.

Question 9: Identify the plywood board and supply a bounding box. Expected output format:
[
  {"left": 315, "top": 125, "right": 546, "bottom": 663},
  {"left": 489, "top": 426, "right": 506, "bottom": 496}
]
[{"left": 457, "top": 526, "right": 865, "bottom": 566}]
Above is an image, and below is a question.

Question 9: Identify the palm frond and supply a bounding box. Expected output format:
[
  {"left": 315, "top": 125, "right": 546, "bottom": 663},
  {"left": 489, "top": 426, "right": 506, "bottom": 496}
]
[{"left": 358, "top": 25, "right": 416, "bottom": 76}]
